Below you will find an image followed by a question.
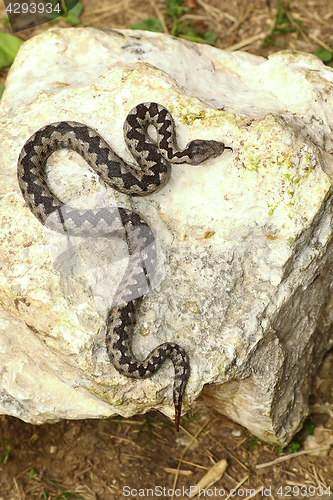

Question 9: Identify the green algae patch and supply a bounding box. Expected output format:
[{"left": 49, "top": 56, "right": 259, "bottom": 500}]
[
  {"left": 238, "top": 113, "right": 332, "bottom": 228},
  {"left": 182, "top": 109, "right": 207, "bottom": 125}
]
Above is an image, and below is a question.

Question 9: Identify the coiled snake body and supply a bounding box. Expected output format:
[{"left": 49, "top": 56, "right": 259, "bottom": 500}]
[{"left": 17, "top": 102, "right": 231, "bottom": 430}]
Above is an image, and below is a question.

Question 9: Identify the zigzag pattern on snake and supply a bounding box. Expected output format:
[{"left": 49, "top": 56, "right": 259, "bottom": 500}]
[{"left": 17, "top": 102, "right": 232, "bottom": 431}]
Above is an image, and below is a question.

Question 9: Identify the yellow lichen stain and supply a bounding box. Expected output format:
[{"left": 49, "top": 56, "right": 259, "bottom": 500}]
[
  {"left": 203, "top": 230, "right": 215, "bottom": 239},
  {"left": 196, "top": 230, "right": 216, "bottom": 240},
  {"left": 265, "top": 234, "right": 278, "bottom": 241},
  {"left": 138, "top": 326, "right": 152, "bottom": 337},
  {"left": 182, "top": 110, "right": 207, "bottom": 126},
  {"left": 184, "top": 301, "right": 199, "bottom": 314},
  {"left": 0, "top": 291, "right": 62, "bottom": 333}
]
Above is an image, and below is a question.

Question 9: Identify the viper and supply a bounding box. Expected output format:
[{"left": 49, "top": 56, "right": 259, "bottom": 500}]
[{"left": 17, "top": 102, "right": 232, "bottom": 430}]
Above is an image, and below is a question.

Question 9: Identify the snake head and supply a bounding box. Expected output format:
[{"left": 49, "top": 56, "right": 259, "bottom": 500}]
[{"left": 185, "top": 139, "right": 232, "bottom": 165}]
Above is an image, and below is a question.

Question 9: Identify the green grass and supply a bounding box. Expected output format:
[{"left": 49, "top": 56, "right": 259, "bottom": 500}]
[
  {"left": 315, "top": 47, "right": 333, "bottom": 66},
  {"left": 136, "top": 413, "right": 175, "bottom": 446},
  {"left": 276, "top": 416, "right": 317, "bottom": 454},
  {"left": 0, "top": 31, "right": 23, "bottom": 71},
  {"left": 132, "top": 0, "right": 217, "bottom": 45},
  {"left": 243, "top": 436, "right": 260, "bottom": 450},
  {"left": 263, "top": 2, "right": 333, "bottom": 66},
  {"left": 0, "top": 440, "right": 13, "bottom": 464},
  {"left": 180, "top": 409, "right": 202, "bottom": 425},
  {"left": 242, "top": 416, "right": 317, "bottom": 457},
  {"left": 262, "top": 0, "right": 304, "bottom": 49},
  {"left": 28, "top": 470, "right": 84, "bottom": 499}
]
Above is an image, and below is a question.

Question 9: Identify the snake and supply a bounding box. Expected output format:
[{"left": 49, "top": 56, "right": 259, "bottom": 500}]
[{"left": 17, "top": 102, "right": 232, "bottom": 431}]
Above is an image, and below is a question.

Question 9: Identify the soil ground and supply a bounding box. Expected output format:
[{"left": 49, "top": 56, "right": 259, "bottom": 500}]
[{"left": 1, "top": 0, "right": 333, "bottom": 498}]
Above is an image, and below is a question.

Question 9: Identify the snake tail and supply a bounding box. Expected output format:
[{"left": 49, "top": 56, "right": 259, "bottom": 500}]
[{"left": 105, "top": 300, "right": 190, "bottom": 431}]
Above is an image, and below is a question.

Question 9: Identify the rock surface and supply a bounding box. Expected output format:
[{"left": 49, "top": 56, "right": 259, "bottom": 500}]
[{"left": 1, "top": 27, "right": 333, "bottom": 445}]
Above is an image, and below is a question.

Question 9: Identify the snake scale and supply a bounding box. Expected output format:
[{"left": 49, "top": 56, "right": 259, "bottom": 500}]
[{"left": 17, "top": 102, "right": 232, "bottom": 431}]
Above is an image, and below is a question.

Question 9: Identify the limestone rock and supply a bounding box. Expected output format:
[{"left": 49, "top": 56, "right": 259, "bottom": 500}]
[{"left": 1, "top": 27, "right": 333, "bottom": 445}]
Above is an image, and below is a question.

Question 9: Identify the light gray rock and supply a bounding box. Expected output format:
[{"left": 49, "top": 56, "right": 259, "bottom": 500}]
[{"left": 1, "top": 27, "right": 333, "bottom": 445}]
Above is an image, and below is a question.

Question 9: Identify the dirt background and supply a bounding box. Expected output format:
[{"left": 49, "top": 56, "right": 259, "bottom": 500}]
[{"left": 1, "top": 0, "right": 333, "bottom": 498}]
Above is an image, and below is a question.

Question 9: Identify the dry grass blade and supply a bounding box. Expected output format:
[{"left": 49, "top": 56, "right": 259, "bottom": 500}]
[
  {"left": 225, "top": 34, "right": 265, "bottom": 51},
  {"left": 188, "top": 459, "right": 228, "bottom": 498},
  {"left": 208, "top": 432, "right": 249, "bottom": 471},
  {"left": 227, "top": 0, "right": 262, "bottom": 41},
  {"left": 164, "top": 467, "right": 193, "bottom": 475},
  {"left": 174, "top": 458, "right": 209, "bottom": 470},
  {"left": 148, "top": 0, "right": 169, "bottom": 33},
  {"left": 310, "top": 463, "right": 325, "bottom": 488},
  {"left": 103, "top": 431, "right": 142, "bottom": 450},
  {"left": 196, "top": 0, "right": 233, "bottom": 21},
  {"left": 83, "top": 2, "right": 128, "bottom": 15},
  {"left": 317, "top": 468, "right": 328, "bottom": 489},
  {"left": 256, "top": 445, "right": 332, "bottom": 469},
  {"left": 295, "top": 3, "right": 333, "bottom": 27},
  {"left": 285, "top": 480, "right": 314, "bottom": 487},
  {"left": 225, "top": 475, "right": 249, "bottom": 500},
  {"left": 81, "top": 0, "right": 134, "bottom": 26},
  {"left": 13, "top": 478, "right": 22, "bottom": 500},
  {"left": 309, "top": 33, "right": 333, "bottom": 53}
]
